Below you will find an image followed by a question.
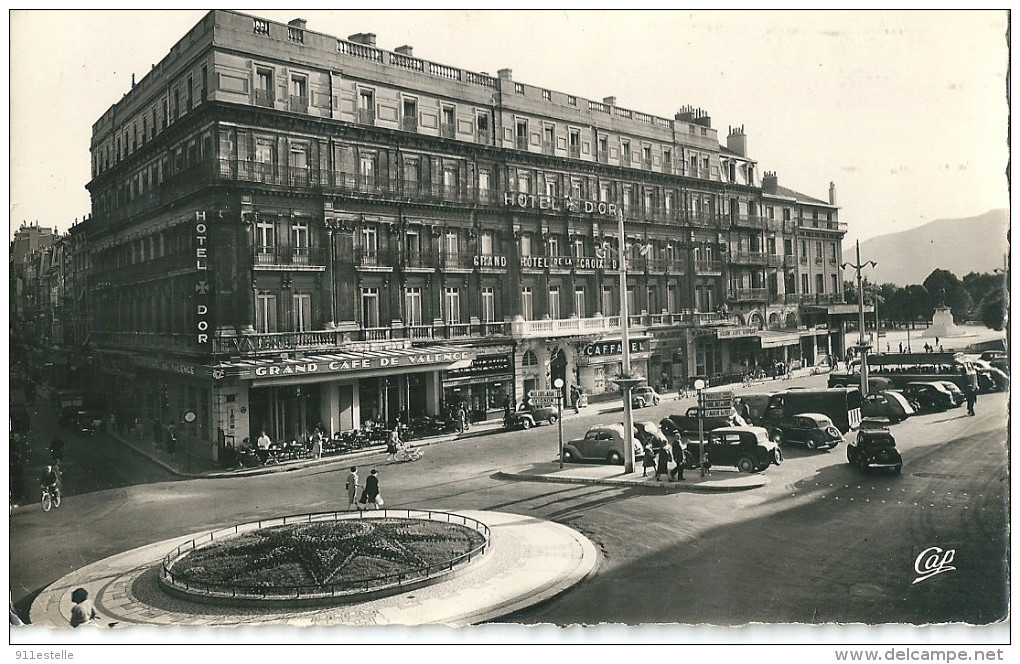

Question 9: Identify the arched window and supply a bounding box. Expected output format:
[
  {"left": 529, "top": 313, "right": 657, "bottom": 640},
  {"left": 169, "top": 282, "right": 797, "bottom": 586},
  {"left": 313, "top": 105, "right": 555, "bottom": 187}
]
[{"left": 522, "top": 350, "right": 538, "bottom": 366}]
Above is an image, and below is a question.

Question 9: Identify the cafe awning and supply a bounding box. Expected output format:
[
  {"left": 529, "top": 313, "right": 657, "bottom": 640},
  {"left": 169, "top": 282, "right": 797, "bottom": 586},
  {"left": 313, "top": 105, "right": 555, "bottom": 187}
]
[
  {"left": 757, "top": 331, "right": 802, "bottom": 348},
  {"left": 213, "top": 344, "right": 477, "bottom": 385}
]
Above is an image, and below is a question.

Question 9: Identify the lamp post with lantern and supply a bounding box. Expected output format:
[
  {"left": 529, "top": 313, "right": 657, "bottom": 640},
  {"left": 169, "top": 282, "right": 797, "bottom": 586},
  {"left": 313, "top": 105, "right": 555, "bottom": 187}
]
[
  {"left": 608, "top": 209, "right": 642, "bottom": 474},
  {"left": 553, "top": 377, "right": 565, "bottom": 469},
  {"left": 841, "top": 240, "right": 877, "bottom": 396}
]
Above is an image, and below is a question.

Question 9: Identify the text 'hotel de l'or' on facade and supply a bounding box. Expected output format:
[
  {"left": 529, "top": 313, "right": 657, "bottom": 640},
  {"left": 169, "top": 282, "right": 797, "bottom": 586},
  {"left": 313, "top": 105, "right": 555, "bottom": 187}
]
[{"left": 60, "top": 11, "right": 853, "bottom": 453}]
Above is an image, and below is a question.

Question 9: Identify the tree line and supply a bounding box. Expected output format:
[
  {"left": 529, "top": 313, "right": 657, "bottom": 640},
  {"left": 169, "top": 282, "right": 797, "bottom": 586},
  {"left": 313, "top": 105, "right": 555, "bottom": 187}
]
[{"left": 844, "top": 268, "right": 1008, "bottom": 331}]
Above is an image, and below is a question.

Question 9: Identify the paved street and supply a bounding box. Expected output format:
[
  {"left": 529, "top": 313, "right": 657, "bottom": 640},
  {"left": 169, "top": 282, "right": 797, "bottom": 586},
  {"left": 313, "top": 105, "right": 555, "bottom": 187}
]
[{"left": 9, "top": 371, "right": 1009, "bottom": 629}]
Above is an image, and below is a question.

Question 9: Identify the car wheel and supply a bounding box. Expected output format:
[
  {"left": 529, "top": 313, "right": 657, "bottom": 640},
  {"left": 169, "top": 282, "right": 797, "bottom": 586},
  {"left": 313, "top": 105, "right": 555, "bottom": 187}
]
[
  {"left": 894, "top": 465, "right": 902, "bottom": 475},
  {"left": 653, "top": 397, "right": 660, "bottom": 406},
  {"left": 847, "top": 448, "right": 856, "bottom": 464},
  {"left": 607, "top": 451, "right": 623, "bottom": 465},
  {"left": 805, "top": 438, "right": 817, "bottom": 451},
  {"left": 521, "top": 419, "right": 533, "bottom": 430},
  {"left": 736, "top": 456, "right": 756, "bottom": 473},
  {"left": 772, "top": 448, "right": 783, "bottom": 465},
  {"left": 548, "top": 414, "right": 559, "bottom": 425}
]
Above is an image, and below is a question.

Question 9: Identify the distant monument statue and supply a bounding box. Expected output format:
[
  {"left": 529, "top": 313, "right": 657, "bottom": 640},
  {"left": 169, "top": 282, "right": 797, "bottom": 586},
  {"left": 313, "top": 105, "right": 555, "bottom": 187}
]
[{"left": 923, "top": 300, "right": 966, "bottom": 339}]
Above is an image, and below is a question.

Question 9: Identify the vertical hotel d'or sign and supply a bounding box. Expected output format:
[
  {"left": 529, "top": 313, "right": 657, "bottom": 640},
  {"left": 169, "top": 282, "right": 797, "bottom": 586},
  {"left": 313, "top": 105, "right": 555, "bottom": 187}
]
[{"left": 194, "top": 211, "right": 211, "bottom": 348}]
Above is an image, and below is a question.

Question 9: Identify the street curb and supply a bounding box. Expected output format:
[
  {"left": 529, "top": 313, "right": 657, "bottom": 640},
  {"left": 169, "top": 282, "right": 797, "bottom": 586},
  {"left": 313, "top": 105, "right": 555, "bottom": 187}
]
[{"left": 495, "top": 469, "right": 769, "bottom": 493}]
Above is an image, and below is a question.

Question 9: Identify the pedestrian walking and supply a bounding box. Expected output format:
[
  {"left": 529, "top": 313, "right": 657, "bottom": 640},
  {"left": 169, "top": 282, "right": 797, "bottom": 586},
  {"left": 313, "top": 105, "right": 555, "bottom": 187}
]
[
  {"left": 736, "top": 397, "right": 752, "bottom": 425},
  {"left": 700, "top": 450, "right": 712, "bottom": 477},
  {"left": 311, "top": 430, "right": 323, "bottom": 459},
  {"left": 654, "top": 443, "right": 672, "bottom": 482},
  {"left": 899, "top": 342, "right": 903, "bottom": 354},
  {"left": 165, "top": 426, "right": 177, "bottom": 455},
  {"left": 503, "top": 396, "right": 512, "bottom": 425},
  {"left": 385, "top": 428, "right": 400, "bottom": 462},
  {"left": 935, "top": 336, "right": 940, "bottom": 347},
  {"left": 641, "top": 442, "right": 656, "bottom": 477},
  {"left": 964, "top": 383, "right": 977, "bottom": 416},
  {"left": 455, "top": 404, "right": 469, "bottom": 433},
  {"left": 360, "top": 469, "right": 382, "bottom": 509},
  {"left": 345, "top": 466, "right": 361, "bottom": 510},
  {"left": 669, "top": 435, "right": 686, "bottom": 481}
]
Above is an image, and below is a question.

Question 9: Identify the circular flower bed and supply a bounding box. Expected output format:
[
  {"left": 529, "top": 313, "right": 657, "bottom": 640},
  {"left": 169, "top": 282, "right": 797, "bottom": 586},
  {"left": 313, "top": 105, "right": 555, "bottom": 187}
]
[{"left": 161, "top": 513, "right": 488, "bottom": 605}]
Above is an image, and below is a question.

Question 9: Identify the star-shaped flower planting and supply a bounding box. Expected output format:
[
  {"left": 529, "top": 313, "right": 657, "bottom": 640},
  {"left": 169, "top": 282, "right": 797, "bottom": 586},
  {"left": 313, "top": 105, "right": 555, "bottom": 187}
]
[{"left": 173, "top": 519, "right": 484, "bottom": 591}]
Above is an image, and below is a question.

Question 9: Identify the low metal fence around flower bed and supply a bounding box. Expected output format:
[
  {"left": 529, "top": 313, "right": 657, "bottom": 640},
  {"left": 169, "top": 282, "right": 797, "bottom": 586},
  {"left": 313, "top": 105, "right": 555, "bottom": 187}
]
[{"left": 158, "top": 509, "right": 491, "bottom": 604}]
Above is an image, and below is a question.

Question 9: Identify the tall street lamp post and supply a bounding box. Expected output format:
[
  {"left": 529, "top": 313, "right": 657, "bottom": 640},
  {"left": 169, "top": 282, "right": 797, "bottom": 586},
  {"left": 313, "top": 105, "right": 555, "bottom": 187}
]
[
  {"left": 610, "top": 209, "right": 640, "bottom": 474},
  {"left": 841, "top": 240, "right": 877, "bottom": 396},
  {"left": 553, "top": 377, "right": 565, "bottom": 469}
]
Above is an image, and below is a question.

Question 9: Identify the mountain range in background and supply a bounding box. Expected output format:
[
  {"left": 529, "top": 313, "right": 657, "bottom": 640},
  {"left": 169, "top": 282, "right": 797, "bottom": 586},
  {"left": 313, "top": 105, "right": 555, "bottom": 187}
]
[{"left": 848, "top": 209, "right": 1009, "bottom": 286}]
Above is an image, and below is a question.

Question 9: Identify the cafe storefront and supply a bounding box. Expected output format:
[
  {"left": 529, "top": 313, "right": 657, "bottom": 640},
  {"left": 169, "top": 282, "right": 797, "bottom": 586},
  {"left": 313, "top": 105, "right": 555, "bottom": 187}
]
[
  {"left": 575, "top": 337, "right": 652, "bottom": 395},
  {"left": 441, "top": 345, "right": 515, "bottom": 422},
  {"left": 210, "top": 341, "right": 476, "bottom": 447}
]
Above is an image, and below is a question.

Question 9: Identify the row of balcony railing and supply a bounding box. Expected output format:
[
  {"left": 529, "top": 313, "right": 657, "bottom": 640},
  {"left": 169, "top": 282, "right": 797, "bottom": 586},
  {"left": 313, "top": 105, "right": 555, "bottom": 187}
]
[{"left": 99, "top": 158, "right": 848, "bottom": 236}]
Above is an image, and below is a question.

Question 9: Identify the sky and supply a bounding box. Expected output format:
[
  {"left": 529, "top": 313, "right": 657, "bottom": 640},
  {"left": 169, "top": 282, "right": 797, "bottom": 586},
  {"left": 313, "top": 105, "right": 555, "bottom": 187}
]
[{"left": 8, "top": 9, "right": 1010, "bottom": 245}]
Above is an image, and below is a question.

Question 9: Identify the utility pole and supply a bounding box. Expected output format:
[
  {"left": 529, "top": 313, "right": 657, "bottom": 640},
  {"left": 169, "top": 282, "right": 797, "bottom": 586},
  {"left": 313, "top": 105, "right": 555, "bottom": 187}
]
[{"left": 841, "top": 241, "right": 877, "bottom": 396}]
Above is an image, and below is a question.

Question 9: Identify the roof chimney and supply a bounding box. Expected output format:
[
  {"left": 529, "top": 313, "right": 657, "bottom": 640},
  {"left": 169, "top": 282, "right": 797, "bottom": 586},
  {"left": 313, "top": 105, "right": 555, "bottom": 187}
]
[
  {"left": 347, "top": 32, "right": 377, "bottom": 46},
  {"left": 726, "top": 125, "right": 747, "bottom": 156},
  {"left": 497, "top": 68, "right": 513, "bottom": 80},
  {"left": 603, "top": 96, "right": 617, "bottom": 107},
  {"left": 829, "top": 181, "right": 837, "bottom": 206},
  {"left": 288, "top": 18, "right": 307, "bottom": 30},
  {"left": 761, "top": 170, "right": 778, "bottom": 194},
  {"left": 394, "top": 45, "right": 414, "bottom": 56}
]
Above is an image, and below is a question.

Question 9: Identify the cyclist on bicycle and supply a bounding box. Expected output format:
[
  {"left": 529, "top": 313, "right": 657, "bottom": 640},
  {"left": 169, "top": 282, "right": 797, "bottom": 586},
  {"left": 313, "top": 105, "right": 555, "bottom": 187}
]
[{"left": 39, "top": 464, "right": 61, "bottom": 498}]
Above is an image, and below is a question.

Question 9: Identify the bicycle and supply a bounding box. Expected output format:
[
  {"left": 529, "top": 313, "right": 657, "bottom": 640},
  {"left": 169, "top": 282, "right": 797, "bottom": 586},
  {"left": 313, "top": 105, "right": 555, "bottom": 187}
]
[
  {"left": 41, "top": 484, "right": 61, "bottom": 512},
  {"left": 395, "top": 445, "right": 423, "bottom": 462}
]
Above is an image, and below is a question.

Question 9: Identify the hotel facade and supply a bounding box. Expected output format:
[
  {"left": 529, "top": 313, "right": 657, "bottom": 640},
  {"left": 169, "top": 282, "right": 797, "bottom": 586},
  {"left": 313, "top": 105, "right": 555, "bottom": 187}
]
[{"left": 75, "top": 11, "right": 846, "bottom": 456}]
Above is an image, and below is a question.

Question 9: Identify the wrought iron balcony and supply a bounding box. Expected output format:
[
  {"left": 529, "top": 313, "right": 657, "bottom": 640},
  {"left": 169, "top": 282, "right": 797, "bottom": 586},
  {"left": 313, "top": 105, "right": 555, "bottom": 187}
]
[
  {"left": 254, "top": 90, "right": 274, "bottom": 108},
  {"left": 351, "top": 247, "right": 396, "bottom": 267},
  {"left": 730, "top": 213, "right": 766, "bottom": 229},
  {"left": 694, "top": 259, "right": 723, "bottom": 274},
  {"left": 729, "top": 250, "right": 769, "bottom": 266},
  {"left": 288, "top": 95, "right": 309, "bottom": 114},
  {"left": 729, "top": 287, "right": 769, "bottom": 302},
  {"left": 439, "top": 250, "right": 473, "bottom": 269},
  {"left": 253, "top": 246, "right": 327, "bottom": 267}
]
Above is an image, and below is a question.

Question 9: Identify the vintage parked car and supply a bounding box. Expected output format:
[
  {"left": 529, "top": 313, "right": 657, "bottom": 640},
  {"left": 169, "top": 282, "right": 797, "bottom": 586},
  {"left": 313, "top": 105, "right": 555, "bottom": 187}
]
[
  {"left": 861, "top": 390, "right": 915, "bottom": 423},
  {"left": 900, "top": 382, "right": 956, "bottom": 413},
  {"left": 972, "top": 360, "right": 1010, "bottom": 392},
  {"left": 933, "top": 381, "right": 965, "bottom": 406},
  {"left": 668, "top": 407, "right": 735, "bottom": 436},
  {"left": 683, "top": 426, "right": 783, "bottom": 473},
  {"left": 503, "top": 405, "right": 559, "bottom": 430},
  {"left": 765, "top": 413, "right": 843, "bottom": 450},
  {"left": 563, "top": 423, "right": 645, "bottom": 465},
  {"left": 847, "top": 426, "right": 903, "bottom": 474},
  {"left": 979, "top": 350, "right": 1009, "bottom": 374},
  {"left": 631, "top": 386, "right": 663, "bottom": 409}
]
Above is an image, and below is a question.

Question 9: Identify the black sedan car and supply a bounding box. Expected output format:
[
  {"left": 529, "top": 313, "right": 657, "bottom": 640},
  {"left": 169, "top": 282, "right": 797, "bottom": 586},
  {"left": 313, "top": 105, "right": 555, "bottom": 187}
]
[
  {"left": 684, "top": 426, "right": 783, "bottom": 473},
  {"left": 847, "top": 426, "right": 902, "bottom": 474},
  {"left": 503, "top": 405, "right": 559, "bottom": 430},
  {"left": 766, "top": 413, "right": 843, "bottom": 450},
  {"left": 900, "top": 382, "right": 956, "bottom": 413}
]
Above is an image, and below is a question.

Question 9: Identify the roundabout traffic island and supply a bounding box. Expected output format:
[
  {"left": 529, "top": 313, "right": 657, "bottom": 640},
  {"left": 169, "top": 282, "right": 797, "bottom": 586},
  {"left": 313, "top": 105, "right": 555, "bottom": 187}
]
[{"left": 158, "top": 510, "right": 490, "bottom": 607}]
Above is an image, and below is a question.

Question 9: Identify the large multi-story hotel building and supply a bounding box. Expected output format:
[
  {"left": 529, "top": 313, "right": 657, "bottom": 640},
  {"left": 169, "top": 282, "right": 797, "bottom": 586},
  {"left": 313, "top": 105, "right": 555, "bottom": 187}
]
[{"left": 76, "top": 11, "right": 846, "bottom": 456}]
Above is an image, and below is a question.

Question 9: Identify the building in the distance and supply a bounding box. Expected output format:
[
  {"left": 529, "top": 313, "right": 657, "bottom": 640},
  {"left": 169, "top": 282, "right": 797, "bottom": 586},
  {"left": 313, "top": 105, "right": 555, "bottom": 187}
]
[{"left": 74, "top": 10, "right": 846, "bottom": 460}]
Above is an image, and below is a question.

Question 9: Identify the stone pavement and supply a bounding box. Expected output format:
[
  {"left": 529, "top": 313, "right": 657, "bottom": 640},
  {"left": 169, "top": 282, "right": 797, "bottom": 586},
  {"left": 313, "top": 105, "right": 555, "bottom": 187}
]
[{"left": 23, "top": 509, "right": 598, "bottom": 631}]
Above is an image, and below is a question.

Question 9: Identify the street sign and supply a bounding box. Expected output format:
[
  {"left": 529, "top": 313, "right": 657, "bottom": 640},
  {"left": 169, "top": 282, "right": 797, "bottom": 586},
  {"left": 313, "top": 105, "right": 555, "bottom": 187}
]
[
  {"left": 530, "top": 398, "right": 556, "bottom": 407},
  {"left": 702, "top": 408, "right": 732, "bottom": 418},
  {"left": 529, "top": 389, "right": 560, "bottom": 399},
  {"left": 702, "top": 390, "right": 734, "bottom": 401}
]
